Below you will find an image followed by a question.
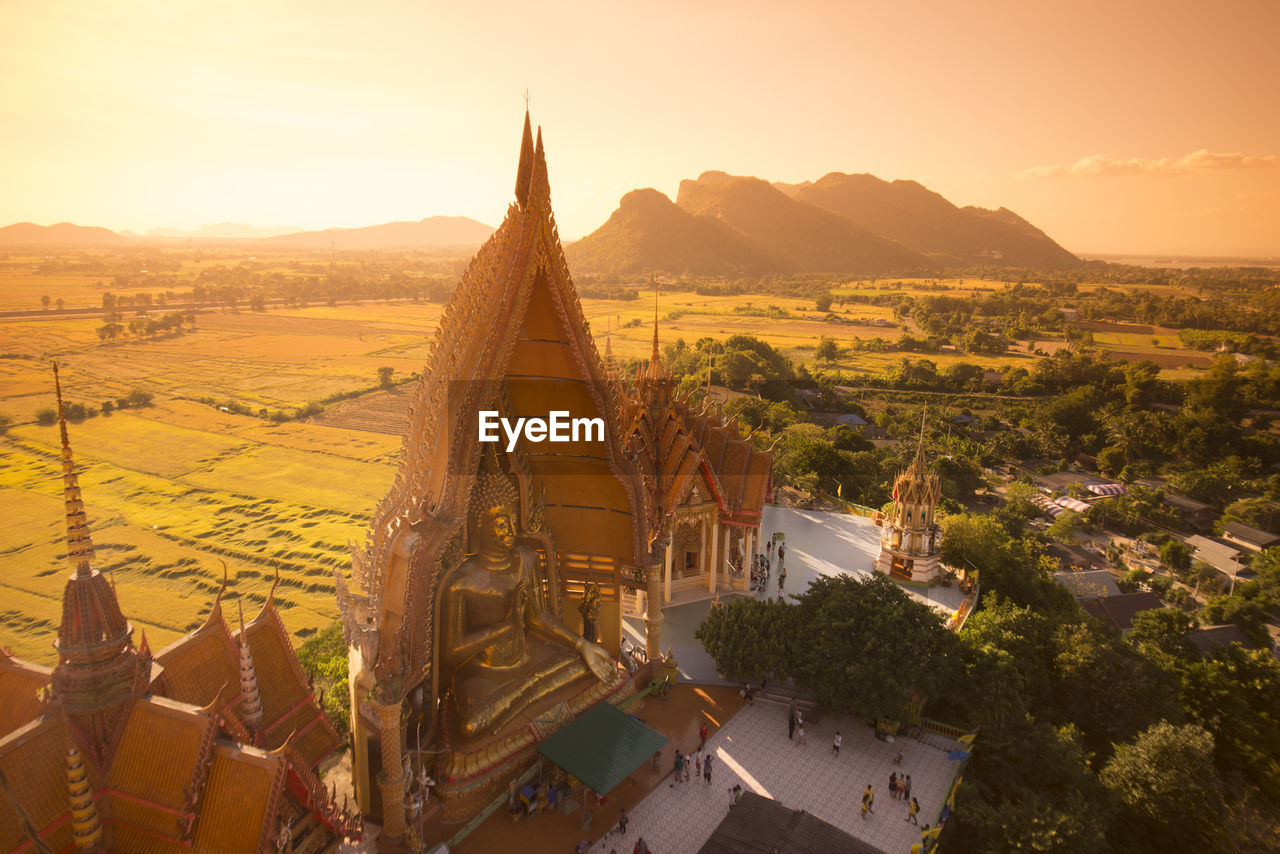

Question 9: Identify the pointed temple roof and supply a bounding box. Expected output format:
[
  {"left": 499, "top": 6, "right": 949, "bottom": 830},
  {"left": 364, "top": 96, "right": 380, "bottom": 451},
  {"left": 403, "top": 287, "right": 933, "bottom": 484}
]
[
  {"left": 0, "top": 369, "right": 350, "bottom": 853},
  {"left": 891, "top": 409, "right": 940, "bottom": 507},
  {"left": 623, "top": 322, "right": 773, "bottom": 543},
  {"left": 348, "top": 111, "right": 651, "bottom": 695}
]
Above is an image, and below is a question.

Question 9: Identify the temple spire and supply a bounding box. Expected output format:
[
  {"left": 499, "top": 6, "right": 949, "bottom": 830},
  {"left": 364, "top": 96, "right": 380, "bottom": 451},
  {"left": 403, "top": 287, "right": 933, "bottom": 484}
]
[
  {"left": 66, "top": 742, "right": 103, "bottom": 850},
  {"left": 514, "top": 109, "right": 534, "bottom": 209},
  {"left": 650, "top": 286, "right": 661, "bottom": 365},
  {"left": 914, "top": 407, "right": 927, "bottom": 467},
  {"left": 237, "top": 600, "right": 264, "bottom": 734},
  {"left": 644, "top": 284, "right": 668, "bottom": 384},
  {"left": 529, "top": 125, "right": 550, "bottom": 204},
  {"left": 54, "top": 364, "right": 94, "bottom": 578}
]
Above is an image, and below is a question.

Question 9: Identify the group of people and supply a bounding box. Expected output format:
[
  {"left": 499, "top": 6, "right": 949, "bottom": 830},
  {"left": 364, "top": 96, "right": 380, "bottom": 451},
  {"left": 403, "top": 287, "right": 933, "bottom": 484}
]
[
  {"left": 671, "top": 743, "right": 715, "bottom": 787},
  {"left": 751, "top": 535, "right": 787, "bottom": 596},
  {"left": 890, "top": 772, "right": 921, "bottom": 824}
]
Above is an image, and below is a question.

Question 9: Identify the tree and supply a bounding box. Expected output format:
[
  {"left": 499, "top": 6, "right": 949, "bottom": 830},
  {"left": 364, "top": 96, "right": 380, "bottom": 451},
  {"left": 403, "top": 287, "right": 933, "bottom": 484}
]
[
  {"left": 814, "top": 291, "right": 833, "bottom": 312},
  {"left": 1129, "top": 607, "right": 1197, "bottom": 659},
  {"left": 1101, "top": 722, "right": 1228, "bottom": 853},
  {"left": 1199, "top": 594, "right": 1270, "bottom": 645},
  {"left": 788, "top": 574, "right": 960, "bottom": 721},
  {"left": 35, "top": 408, "right": 57, "bottom": 426},
  {"left": 100, "top": 400, "right": 114, "bottom": 416},
  {"left": 377, "top": 366, "right": 395, "bottom": 389},
  {"left": 814, "top": 336, "right": 840, "bottom": 363},
  {"left": 296, "top": 623, "right": 351, "bottom": 736},
  {"left": 41, "top": 295, "right": 50, "bottom": 310},
  {"left": 55, "top": 297, "right": 63, "bottom": 310},
  {"left": 1219, "top": 496, "right": 1276, "bottom": 532},
  {"left": 694, "top": 597, "right": 796, "bottom": 684},
  {"left": 0, "top": 413, "right": 10, "bottom": 435},
  {"left": 1159, "top": 540, "right": 1192, "bottom": 574}
]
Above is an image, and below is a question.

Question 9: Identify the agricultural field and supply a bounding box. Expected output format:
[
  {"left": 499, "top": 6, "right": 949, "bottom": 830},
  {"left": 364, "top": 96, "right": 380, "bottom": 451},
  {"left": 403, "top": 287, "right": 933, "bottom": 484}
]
[{"left": 0, "top": 261, "right": 1215, "bottom": 663}]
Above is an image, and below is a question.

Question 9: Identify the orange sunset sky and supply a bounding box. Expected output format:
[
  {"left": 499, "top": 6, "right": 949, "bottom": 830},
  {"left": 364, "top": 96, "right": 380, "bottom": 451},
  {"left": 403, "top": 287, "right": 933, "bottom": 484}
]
[{"left": 2, "top": 0, "right": 1278, "bottom": 257}]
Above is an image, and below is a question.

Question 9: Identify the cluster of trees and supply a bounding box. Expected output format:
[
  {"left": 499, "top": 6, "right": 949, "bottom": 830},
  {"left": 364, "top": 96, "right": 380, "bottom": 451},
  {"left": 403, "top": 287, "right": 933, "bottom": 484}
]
[
  {"left": 97, "top": 312, "right": 194, "bottom": 341},
  {"left": 34, "top": 389, "right": 154, "bottom": 424},
  {"left": 696, "top": 575, "right": 959, "bottom": 723}
]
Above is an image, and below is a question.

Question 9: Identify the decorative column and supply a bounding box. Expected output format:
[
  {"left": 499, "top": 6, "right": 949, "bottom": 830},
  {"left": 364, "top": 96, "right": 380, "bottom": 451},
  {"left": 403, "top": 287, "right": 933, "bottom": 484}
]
[
  {"left": 700, "top": 515, "right": 709, "bottom": 579},
  {"left": 645, "top": 563, "right": 664, "bottom": 661},
  {"left": 709, "top": 518, "right": 720, "bottom": 593},
  {"left": 372, "top": 697, "right": 406, "bottom": 841},
  {"left": 67, "top": 743, "right": 103, "bottom": 851},
  {"left": 664, "top": 540, "right": 673, "bottom": 603}
]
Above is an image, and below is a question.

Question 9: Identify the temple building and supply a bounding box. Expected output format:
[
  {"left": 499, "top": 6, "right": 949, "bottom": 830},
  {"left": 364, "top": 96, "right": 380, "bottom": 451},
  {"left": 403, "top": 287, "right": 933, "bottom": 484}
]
[
  {"left": 622, "top": 324, "right": 773, "bottom": 603},
  {"left": 874, "top": 420, "right": 947, "bottom": 585},
  {"left": 0, "top": 368, "right": 354, "bottom": 853},
  {"left": 334, "top": 112, "right": 772, "bottom": 840}
]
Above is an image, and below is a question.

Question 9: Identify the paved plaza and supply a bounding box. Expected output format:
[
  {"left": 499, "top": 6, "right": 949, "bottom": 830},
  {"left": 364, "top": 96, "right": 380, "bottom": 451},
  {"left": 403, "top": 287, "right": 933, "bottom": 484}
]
[
  {"left": 756, "top": 505, "right": 965, "bottom": 615},
  {"left": 621, "top": 506, "right": 964, "bottom": 684},
  {"left": 605, "top": 505, "right": 967, "bottom": 853},
  {"left": 590, "top": 699, "right": 960, "bottom": 854}
]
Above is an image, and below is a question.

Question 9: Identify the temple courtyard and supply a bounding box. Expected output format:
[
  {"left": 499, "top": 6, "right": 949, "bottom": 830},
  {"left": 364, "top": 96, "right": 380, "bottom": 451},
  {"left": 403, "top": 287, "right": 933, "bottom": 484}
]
[
  {"left": 623, "top": 505, "right": 967, "bottom": 685},
  {"left": 588, "top": 698, "right": 961, "bottom": 854}
]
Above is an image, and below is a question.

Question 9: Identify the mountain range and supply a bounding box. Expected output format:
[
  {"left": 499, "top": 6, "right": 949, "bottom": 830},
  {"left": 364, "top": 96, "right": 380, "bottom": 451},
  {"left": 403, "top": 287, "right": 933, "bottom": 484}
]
[
  {"left": 566, "top": 171, "right": 1080, "bottom": 274},
  {"left": 2, "top": 172, "right": 1078, "bottom": 270},
  {"left": 0, "top": 222, "right": 131, "bottom": 247},
  {"left": 256, "top": 216, "right": 495, "bottom": 249},
  {"left": 0, "top": 217, "right": 495, "bottom": 250}
]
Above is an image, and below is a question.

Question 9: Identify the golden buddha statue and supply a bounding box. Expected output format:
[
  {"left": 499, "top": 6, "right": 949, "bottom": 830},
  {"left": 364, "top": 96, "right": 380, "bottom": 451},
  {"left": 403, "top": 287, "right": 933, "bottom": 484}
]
[{"left": 440, "top": 466, "right": 616, "bottom": 739}]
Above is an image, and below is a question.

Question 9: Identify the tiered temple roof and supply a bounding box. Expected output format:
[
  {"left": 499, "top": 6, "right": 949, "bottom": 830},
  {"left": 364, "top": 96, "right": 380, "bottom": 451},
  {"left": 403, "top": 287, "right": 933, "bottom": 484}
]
[
  {"left": 0, "top": 370, "right": 352, "bottom": 853},
  {"left": 622, "top": 323, "right": 773, "bottom": 541}
]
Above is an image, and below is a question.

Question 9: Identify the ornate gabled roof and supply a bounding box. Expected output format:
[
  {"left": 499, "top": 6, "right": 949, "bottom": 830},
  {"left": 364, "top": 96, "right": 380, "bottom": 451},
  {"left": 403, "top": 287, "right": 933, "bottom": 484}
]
[
  {"left": 348, "top": 111, "right": 648, "bottom": 693},
  {"left": 622, "top": 325, "right": 773, "bottom": 531},
  {"left": 0, "top": 654, "right": 51, "bottom": 741},
  {"left": 1, "top": 372, "right": 348, "bottom": 851},
  {"left": 0, "top": 715, "right": 76, "bottom": 854}
]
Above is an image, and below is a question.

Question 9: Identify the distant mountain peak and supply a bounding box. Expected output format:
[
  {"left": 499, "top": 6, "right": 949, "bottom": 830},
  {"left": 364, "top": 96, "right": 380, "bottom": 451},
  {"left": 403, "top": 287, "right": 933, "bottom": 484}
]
[{"left": 568, "top": 169, "right": 1080, "bottom": 275}]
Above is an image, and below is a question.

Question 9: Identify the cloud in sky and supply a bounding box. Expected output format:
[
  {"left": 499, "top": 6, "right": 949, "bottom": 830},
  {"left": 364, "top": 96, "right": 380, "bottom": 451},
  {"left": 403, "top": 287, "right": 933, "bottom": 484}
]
[{"left": 1022, "top": 149, "right": 1278, "bottom": 178}]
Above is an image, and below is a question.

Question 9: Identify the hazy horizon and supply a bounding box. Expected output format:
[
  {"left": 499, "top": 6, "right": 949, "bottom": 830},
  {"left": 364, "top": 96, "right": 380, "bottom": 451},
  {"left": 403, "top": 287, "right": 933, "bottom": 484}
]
[{"left": 3, "top": 1, "right": 1278, "bottom": 256}]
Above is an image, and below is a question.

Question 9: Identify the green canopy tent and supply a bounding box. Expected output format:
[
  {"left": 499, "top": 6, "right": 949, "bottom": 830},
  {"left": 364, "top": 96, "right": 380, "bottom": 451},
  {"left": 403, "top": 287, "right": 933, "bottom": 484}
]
[{"left": 535, "top": 702, "right": 669, "bottom": 798}]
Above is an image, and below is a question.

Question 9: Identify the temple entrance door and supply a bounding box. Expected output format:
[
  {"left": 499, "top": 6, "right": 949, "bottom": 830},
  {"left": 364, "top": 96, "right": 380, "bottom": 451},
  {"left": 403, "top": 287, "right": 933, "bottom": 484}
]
[{"left": 681, "top": 550, "right": 700, "bottom": 578}]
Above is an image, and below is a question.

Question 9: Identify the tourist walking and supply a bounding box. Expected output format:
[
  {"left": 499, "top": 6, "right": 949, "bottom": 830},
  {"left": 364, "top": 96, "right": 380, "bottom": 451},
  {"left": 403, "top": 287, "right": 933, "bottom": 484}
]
[
  {"left": 903, "top": 774, "right": 912, "bottom": 802},
  {"left": 832, "top": 731, "right": 842, "bottom": 756},
  {"left": 906, "top": 797, "right": 920, "bottom": 825},
  {"left": 673, "top": 751, "right": 683, "bottom": 784},
  {"left": 633, "top": 838, "right": 650, "bottom": 854},
  {"left": 684, "top": 751, "right": 692, "bottom": 782},
  {"left": 862, "top": 784, "right": 874, "bottom": 814},
  {"left": 889, "top": 772, "right": 898, "bottom": 799},
  {"left": 787, "top": 711, "right": 796, "bottom": 740},
  {"left": 704, "top": 753, "right": 714, "bottom": 785},
  {"left": 618, "top": 807, "right": 629, "bottom": 836},
  {"left": 695, "top": 752, "right": 702, "bottom": 778},
  {"left": 778, "top": 566, "right": 786, "bottom": 592},
  {"left": 699, "top": 723, "right": 709, "bottom": 750},
  {"left": 796, "top": 721, "right": 807, "bottom": 746}
]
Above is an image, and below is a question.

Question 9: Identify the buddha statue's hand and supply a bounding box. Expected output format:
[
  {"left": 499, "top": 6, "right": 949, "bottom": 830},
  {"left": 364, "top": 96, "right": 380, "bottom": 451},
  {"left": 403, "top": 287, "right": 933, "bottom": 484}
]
[{"left": 576, "top": 638, "right": 616, "bottom": 683}]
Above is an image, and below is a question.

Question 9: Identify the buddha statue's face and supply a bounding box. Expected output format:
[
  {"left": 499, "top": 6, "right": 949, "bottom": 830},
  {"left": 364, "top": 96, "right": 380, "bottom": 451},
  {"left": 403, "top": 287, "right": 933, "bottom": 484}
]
[{"left": 476, "top": 508, "right": 516, "bottom": 552}]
